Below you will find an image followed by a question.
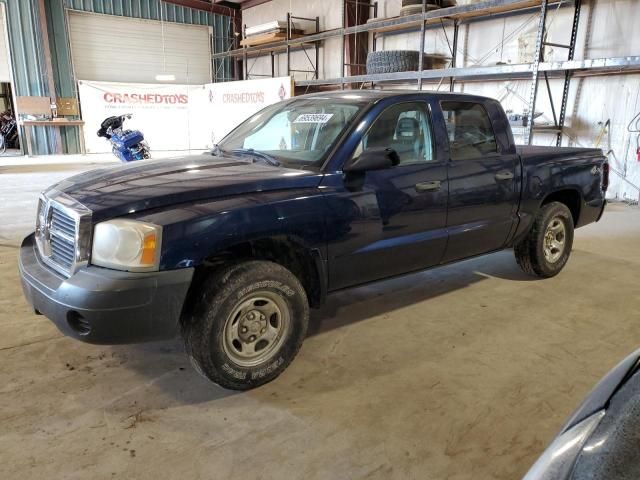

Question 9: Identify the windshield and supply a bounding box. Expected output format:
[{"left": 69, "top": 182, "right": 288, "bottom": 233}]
[{"left": 217, "top": 98, "right": 368, "bottom": 168}]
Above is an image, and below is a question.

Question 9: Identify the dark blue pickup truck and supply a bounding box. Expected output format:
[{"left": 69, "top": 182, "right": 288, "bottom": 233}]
[{"left": 19, "top": 91, "right": 608, "bottom": 390}]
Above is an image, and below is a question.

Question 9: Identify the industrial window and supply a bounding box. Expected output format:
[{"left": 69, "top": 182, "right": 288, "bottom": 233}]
[
  {"left": 441, "top": 101, "right": 498, "bottom": 160},
  {"left": 353, "top": 102, "right": 434, "bottom": 165}
]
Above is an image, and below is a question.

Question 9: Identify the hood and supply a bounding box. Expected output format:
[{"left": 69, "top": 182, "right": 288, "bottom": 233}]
[{"left": 48, "top": 155, "right": 322, "bottom": 220}]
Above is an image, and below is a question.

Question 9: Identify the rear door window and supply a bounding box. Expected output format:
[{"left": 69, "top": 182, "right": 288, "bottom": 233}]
[{"left": 441, "top": 101, "right": 498, "bottom": 160}]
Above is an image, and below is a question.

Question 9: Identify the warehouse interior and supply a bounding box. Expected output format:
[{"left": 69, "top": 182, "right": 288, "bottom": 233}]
[{"left": 1, "top": 0, "right": 639, "bottom": 478}]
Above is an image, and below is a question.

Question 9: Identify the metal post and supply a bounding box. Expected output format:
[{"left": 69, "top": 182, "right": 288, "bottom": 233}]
[
  {"left": 37, "top": 0, "right": 62, "bottom": 153},
  {"left": 417, "top": 0, "right": 427, "bottom": 90},
  {"left": 524, "top": 0, "right": 548, "bottom": 145},
  {"left": 372, "top": 2, "right": 378, "bottom": 52},
  {"left": 340, "top": 1, "right": 346, "bottom": 90},
  {"left": 233, "top": 14, "right": 242, "bottom": 81},
  {"left": 243, "top": 24, "right": 248, "bottom": 80},
  {"left": 556, "top": 0, "right": 582, "bottom": 146},
  {"left": 271, "top": 52, "right": 275, "bottom": 78},
  {"left": 315, "top": 17, "right": 320, "bottom": 79},
  {"left": 449, "top": 20, "right": 459, "bottom": 92},
  {"left": 544, "top": 72, "right": 557, "bottom": 127},
  {"left": 286, "top": 13, "right": 291, "bottom": 76}
]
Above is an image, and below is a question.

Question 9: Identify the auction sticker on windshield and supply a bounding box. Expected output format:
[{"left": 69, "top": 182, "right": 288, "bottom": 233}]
[{"left": 293, "top": 113, "right": 334, "bottom": 124}]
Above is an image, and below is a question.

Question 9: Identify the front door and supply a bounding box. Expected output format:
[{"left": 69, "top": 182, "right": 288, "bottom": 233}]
[
  {"left": 440, "top": 100, "right": 519, "bottom": 262},
  {"left": 323, "top": 100, "right": 449, "bottom": 290}
]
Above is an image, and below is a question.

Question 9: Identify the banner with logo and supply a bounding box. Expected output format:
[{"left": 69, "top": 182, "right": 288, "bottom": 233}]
[{"left": 78, "top": 77, "right": 292, "bottom": 154}]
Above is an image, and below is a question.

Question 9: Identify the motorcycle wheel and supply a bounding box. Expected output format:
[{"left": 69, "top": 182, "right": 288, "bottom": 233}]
[{"left": 0, "top": 134, "right": 6, "bottom": 154}]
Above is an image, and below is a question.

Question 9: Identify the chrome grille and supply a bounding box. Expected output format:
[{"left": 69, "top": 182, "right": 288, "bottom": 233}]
[
  {"left": 51, "top": 208, "right": 76, "bottom": 237},
  {"left": 49, "top": 228, "right": 75, "bottom": 269},
  {"left": 36, "top": 190, "right": 92, "bottom": 277}
]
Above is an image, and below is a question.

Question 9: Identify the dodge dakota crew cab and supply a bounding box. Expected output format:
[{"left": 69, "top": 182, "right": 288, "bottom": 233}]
[{"left": 19, "top": 91, "right": 608, "bottom": 390}]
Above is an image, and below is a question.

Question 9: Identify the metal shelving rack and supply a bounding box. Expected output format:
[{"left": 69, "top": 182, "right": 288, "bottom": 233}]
[
  {"left": 240, "top": 14, "right": 321, "bottom": 80},
  {"left": 214, "top": 0, "right": 640, "bottom": 144}
]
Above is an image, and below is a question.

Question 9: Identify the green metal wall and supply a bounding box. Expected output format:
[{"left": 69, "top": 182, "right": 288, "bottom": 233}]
[
  {"left": 1, "top": 0, "right": 234, "bottom": 155},
  {"left": 1, "top": 0, "right": 57, "bottom": 154}
]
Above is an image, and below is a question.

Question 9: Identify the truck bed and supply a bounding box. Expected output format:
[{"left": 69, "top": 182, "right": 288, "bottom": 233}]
[{"left": 516, "top": 145, "right": 604, "bottom": 160}]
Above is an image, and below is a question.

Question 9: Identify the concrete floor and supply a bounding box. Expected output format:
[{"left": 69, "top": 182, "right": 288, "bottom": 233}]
[{"left": 1, "top": 163, "right": 639, "bottom": 480}]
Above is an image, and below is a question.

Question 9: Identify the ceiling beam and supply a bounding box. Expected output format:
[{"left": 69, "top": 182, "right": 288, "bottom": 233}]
[
  {"left": 163, "top": 0, "right": 239, "bottom": 16},
  {"left": 239, "top": 0, "right": 272, "bottom": 10}
]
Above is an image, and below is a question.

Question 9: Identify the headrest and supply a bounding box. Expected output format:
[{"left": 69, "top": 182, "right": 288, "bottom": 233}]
[
  {"left": 456, "top": 111, "right": 481, "bottom": 128},
  {"left": 396, "top": 117, "right": 419, "bottom": 139}
]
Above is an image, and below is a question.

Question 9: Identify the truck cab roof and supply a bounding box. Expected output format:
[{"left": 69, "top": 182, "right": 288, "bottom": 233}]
[{"left": 295, "top": 89, "right": 493, "bottom": 104}]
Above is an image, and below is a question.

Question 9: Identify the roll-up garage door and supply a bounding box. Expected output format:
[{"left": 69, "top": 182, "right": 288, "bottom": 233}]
[
  {"left": 68, "top": 11, "right": 211, "bottom": 84},
  {"left": 0, "top": 6, "right": 11, "bottom": 82}
]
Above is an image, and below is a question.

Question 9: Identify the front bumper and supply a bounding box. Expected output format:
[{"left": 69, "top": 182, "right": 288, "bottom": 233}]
[{"left": 19, "top": 233, "right": 194, "bottom": 344}]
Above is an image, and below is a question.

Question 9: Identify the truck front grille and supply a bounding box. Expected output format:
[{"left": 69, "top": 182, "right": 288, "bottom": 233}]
[
  {"left": 49, "top": 227, "right": 76, "bottom": 269},
  {"left": 36, "top": 191, "right": 92, "bottom": 277},
  {"left": 51, "top": 207, "right": 76, "bottom": 238}
]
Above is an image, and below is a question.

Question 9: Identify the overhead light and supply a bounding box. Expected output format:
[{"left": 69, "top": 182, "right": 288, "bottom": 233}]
[{"left": 155, "top": 74, "right": 176, "bottom": 82}]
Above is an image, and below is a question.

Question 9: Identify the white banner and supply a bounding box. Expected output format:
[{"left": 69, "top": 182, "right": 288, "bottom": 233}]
[{"left": 77, "top": 77, "right": 292, "bottom": 154}]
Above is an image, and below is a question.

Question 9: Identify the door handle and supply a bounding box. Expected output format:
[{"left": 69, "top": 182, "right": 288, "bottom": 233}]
[
  {"left": 415, "top": 180, "right": 441, "bottom": 193},
  {"left": 495, "top": 171, "right": 514, "bottom": 181}
]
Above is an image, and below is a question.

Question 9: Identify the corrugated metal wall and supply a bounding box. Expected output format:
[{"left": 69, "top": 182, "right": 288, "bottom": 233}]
[
  {"left": 63, "top": 0, "right": 235, "bottom": 83},
  {"left": 0, "top": 0, "right": 57, "bottom": 154},
  {"left": 0, "top": 0, "right": 234, "bottom": 155}
]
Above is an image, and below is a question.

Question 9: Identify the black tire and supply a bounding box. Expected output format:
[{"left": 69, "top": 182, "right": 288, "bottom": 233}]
[
  {"left": 514, "top": 201, "right": 575, "bottom": 278},
  {"left": 399, "top": 4, "right": 440, "bottom": 15},
  {"left": 367, "top": 50, "right": 421, "bottom": 74},
  {"left": 0, "top": 134, "right": 6, "bottom": 154},
  {"left": 183, "top": 261, "right": 309, "bottom": 390}
]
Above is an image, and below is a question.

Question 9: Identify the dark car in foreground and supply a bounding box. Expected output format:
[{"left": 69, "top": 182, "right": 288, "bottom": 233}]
[
  {"left": 524, "top": 350, "right": 640, "bottom": 480},
  {"left": 19, "top": 91, "right": 608, "bottom": 390}
]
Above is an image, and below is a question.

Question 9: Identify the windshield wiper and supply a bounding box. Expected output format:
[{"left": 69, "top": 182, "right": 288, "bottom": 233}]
[{"left": 231, "top": 148, "right": 280, "bottom": 167}]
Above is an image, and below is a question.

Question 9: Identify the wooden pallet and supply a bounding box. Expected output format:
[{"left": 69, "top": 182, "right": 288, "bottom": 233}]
[{"left": 241, "top": 31, "right": 305, "bottom": 47}]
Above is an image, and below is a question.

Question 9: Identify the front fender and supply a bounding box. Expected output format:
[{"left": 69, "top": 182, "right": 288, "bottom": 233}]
[{"left": 133, "top": 189, "right": 329, "bottom": 270}]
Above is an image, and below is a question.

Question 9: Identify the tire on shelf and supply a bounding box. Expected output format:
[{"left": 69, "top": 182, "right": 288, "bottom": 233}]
[
  {"left": 366, "top": 50, "right": 421, "bottom": 74},
  {"left": 400, "top": 4, "right": 440, "bottom": 15},
  {"left": 400, "top": 0, "right": 440, "bottom": 7}
]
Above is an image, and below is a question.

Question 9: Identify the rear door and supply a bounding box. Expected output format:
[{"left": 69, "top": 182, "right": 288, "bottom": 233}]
[{"left": 441, "top": 100, "right": 519, "bottom": 262}]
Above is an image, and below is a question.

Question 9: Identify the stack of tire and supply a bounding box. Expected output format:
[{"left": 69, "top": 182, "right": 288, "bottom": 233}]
[
  {"left": 366, "top": 51, "right": 449, "bottom": 74},
  {"left": 400, "top": 0, "right": 456, "bottom": 16}
]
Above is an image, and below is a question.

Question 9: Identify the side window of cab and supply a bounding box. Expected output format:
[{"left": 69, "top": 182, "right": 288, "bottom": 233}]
[
  {"left": 351, "top": 102, "right": 434, "bottom": 166},
  {"left": 440, "top": 101, "right": 499, "bottom": 160}
]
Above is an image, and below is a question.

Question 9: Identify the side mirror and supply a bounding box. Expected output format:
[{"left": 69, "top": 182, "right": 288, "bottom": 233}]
[{"left": 343, "top": 147, "right": 400, "bottom": 173}]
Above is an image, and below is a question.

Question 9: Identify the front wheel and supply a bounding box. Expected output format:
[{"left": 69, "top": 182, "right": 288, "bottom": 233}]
[
  {"left": 183, "top": 261, "right": 309, "bottom": 390},
  {"left": 514, "top": 201, "right": 575, "bottom": 278}
]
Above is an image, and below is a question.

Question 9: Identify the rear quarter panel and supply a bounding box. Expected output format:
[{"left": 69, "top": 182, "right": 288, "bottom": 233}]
[{"left": 512, "top": 146, "right": 607, "bottom": 244}]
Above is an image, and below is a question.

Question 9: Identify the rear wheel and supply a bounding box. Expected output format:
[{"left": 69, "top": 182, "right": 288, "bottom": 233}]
[
  {"left": 514, "top": 201, "right": 574, "bottom": 278},
  {"left": 183, "top": 261, "right": 309, "bottom": 390}
]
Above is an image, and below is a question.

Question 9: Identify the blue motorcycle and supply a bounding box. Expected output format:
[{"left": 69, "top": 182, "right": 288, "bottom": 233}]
[{"left": 97, "top": 114, "right": 150, "bottom": 162}]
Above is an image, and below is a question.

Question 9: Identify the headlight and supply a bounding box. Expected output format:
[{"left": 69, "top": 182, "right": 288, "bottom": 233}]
[
  {"left": 522, "top": 410, "right": 605, "bottom": 480},
  {"left": 91, "top": 219, "right": 162, "bottom": 272}
]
